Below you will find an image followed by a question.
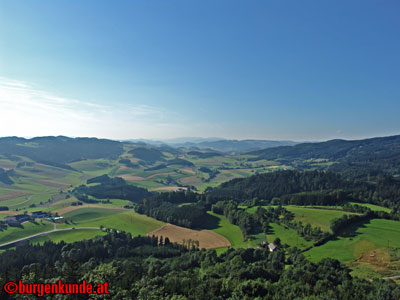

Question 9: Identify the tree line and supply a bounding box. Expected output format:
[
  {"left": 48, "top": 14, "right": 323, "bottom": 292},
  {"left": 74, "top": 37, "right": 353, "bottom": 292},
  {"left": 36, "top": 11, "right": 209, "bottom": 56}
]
[
  {"left": 0, "top": 232, "right": 399, "bottom": 299},
  {"left": 135, "top": 192, "right": 208, "bottom": 228}
]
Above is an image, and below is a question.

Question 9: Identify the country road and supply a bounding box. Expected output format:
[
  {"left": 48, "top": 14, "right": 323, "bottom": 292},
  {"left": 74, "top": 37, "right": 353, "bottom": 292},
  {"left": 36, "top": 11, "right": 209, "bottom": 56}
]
[{"left": 0, "top": 225, "right": 101, "bottom": 249}]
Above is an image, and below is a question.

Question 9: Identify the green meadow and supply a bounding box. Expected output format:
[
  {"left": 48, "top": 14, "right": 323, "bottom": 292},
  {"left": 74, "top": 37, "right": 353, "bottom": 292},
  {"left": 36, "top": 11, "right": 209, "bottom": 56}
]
[
  {"left": 284, "top": 206, "right": 358, "bottom": 232},
  {"left": 246, "top": 205, "right": 354, "bottom": 232},
  {"left": 59, "top": 208, "right": 165, "bottom": 237},
  {"left": 30, "top": 229, "right": 107, "bottom": 244},
  {"left": 203, "top": 211, "right": 247, "bottom": 249},
  {"left": 348, "top": 202, "right": 391, "bottom": 213},
  {"left": 304, "top": 218, "right": 400, "bottom": 278},
  {"left": 63, "top": 207, "right": 125, "bottom": 223},
  {"left": 0, "top": 221, "right": 53, "bottom": 245},
  {"left": 266, "top": 223, "right": 313, "bottom": 249},
  {"left": 305, "top": 218, "right": 400, "bottom": 262}
]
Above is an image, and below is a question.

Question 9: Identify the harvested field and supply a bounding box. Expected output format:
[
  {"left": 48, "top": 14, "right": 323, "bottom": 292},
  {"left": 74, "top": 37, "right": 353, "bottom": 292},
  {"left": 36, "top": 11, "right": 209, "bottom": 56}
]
[
  {"left": 148, "top": 224, "right": 231, "bottom": 250},
  {"left": 198, "top": 160, "right": 223, "bottom": 165},
  {"left": 55, "top": 205, "right": 126, "bottom": 216},
  {"left": 0, "top": 192, "right": 28, "bottom": 201},
  {"left": 120, "top": 175, "right": 146, "bottom": 181},
  {"left": 117, "top": 166, "right": 130, "bottom": 171},
  {"left": 121, "top": 172, "right": 172, "bottom": 181},
  {"left": 0, "top": 211, "right": 19, "bottom": 215},
  {"left": 33, "top": 179, "right": 71, "bottom": 188},
  {"left": 220, "top": 170, "right": 233, "bottom": 174},
  {"left": 178, "top": 176, "right": 203, "bottom": 185},
  {"left": 0, "top": 162, "right": 16, "bottom": 169},
  {"left": 152, "top": 186, "right": 187, "bottom": 192},
  {"left": 181, "top": 168, "right": 196, "bottom": 174}
]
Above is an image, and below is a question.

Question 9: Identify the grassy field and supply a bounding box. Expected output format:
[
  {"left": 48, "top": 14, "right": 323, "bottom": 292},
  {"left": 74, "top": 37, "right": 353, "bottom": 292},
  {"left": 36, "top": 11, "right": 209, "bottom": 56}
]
[
  {"left": 246, "top": 205, "right": 355, "bottom": 232},
  {"left": 30, "top": 229, "right": 107, "bottom": 244},
  {"left": 236, "top": 221, "right": 313, "bottom": 250},
  {"left": 284, "top": 206, "right": 358, "bottom": 232},
  {"left": 348, "top": 202, "right": 391, "bottom": 213},
  {"left": 266, "top": 223, "right": 313, "bottom": 249},
  {"left": 0, "top": 221, "right": 53, "bottom": 245},
  {"left": 62, "top": 207, "right": 125, "bottom": 224},
  {"left": 6, "top": 193, "right": 56, "bottom": 211},
  {"left": 59, "top": 209, "right": 165, "bottom": 237},
  {"left": 202, "top": 212, "right": 247, "bottom": 249},
  {"left": 304, "top": 218, "right": 400, "bottom": 279}
]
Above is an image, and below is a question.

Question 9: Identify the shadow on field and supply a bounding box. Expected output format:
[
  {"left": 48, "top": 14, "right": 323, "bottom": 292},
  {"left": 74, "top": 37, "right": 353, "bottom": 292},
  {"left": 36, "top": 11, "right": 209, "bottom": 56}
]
[
  {"left": 197, "top": 214, "right": 220, "bottom": 230},
  {"left": 336, "top": 219, "right": 372, "bottom": 239},
  {"left": 265, "top": 224, "right": 275, "bottom": 235}
]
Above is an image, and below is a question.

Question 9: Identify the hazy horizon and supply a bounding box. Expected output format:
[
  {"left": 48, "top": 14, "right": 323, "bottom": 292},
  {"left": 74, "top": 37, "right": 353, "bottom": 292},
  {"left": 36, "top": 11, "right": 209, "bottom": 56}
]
[
  {"left": 1, "top": 133, "right": 399, "bottom": 145},
  {"left": 1, "top": 1, "right": 399, "bottom": 141}
]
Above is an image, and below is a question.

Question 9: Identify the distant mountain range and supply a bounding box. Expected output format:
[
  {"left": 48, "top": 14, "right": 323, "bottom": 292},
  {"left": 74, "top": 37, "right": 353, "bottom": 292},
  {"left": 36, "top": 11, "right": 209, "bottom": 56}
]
[
  {"left": 249, "top": 134, "right": 400, "bottom": 178},
  {"left": 168, "top": 139, "right": 299, "bottom": 154},
  {"left": 124, "top": 138, "right": 298, "bottom": 154}
]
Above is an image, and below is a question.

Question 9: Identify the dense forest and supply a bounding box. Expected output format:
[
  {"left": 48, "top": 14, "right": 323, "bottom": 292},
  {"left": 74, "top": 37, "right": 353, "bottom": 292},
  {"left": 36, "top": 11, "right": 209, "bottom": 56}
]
[
  {"left": 73, "top": 177, "right": 152, "bottom": 203},
  {"left": 128, "top": 147, "right": 166, "bottom": 164},
  {"left": 0, "top": 232, "right": 398, "bottom": 299},
  {"left": 135, "top": 192, "right": 207, "bottom": 228},
  {"left": 207, "top": 170, "right": 346, "bottom": 203},
  {"left": 207, "top": 170, "right": 400, "bottom": 211},
  {"left": 187, "top": 151, "right": 223, "bottom": 158}
]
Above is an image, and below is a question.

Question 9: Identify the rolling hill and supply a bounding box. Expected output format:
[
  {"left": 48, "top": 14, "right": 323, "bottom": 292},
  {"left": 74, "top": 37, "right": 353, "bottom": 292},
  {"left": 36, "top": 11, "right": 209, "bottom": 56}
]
[
  {"left": 0, "top": 136, "right": 124, "bottom": 169},
  {"left": 169, "top": 139, "right": 298, "bottom": 154},
  {"left": 249, "top": 134, "right": 400, "bottom": 178}
]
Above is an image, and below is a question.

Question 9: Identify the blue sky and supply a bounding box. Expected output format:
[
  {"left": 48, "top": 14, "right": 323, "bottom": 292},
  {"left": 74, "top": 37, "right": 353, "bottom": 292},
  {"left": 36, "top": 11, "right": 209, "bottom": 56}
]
[{"left": 0, "top": 1, "right": 399, "bottom": 141}]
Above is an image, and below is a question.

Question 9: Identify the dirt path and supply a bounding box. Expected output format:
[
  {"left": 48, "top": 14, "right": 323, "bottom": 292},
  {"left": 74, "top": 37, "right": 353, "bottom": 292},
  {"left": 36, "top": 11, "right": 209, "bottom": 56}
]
[{"left": 8, "top": 195, "right": 32, "bottom": 207}]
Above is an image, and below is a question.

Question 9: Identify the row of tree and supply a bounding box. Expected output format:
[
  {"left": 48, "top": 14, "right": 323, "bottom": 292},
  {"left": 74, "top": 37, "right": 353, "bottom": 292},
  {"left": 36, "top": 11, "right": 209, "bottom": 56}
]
[
  {"left": 211, "top": 201, "right": 329, "bottom": 242},
  {"left": 207, "top": 170, "right": 400, "bottom": 212}
]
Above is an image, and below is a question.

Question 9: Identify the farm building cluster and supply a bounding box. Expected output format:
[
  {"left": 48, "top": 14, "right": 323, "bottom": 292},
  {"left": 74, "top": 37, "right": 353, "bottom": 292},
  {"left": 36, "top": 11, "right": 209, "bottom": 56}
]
[
  {"left": 259, "top": 241, "right": 278, "bottom": 252},
  {"left": 1, "top": 211, "right": 52, "bottom": 227}
]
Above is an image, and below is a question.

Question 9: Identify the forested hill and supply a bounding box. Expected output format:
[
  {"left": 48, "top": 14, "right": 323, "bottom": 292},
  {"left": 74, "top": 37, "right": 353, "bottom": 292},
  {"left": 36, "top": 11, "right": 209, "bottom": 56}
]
[
  {"left": 249, "top": 135, "right": 400, "bottom": 178},
  {"left": 208, "top": 170, "right": 400, "bottom": 210},
  {"left": 208, "top": 170, "right": 347, "bottom": 202},
  {"left": 172, "top": 139, "right": 298, "bottom": 154},
  {"left": 0, "top": 136, "right": 123, "bottom": 168}
]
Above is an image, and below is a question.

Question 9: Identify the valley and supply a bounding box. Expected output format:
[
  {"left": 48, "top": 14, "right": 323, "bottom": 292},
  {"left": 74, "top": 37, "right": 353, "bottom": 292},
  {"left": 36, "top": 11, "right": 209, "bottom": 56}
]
[{"left": 1, "top": 135, "right": 400, "bottom": 283}]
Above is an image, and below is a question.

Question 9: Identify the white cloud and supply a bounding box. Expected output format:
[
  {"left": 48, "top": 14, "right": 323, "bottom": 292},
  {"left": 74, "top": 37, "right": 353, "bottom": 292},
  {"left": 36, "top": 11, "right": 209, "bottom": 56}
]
[{"left": 0, "top": 77, "right": 189, "bottom": 139}]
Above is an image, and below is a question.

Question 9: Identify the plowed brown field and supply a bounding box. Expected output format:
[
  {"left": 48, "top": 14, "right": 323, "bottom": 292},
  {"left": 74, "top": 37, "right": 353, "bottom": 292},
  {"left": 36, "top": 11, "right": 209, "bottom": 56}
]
[{"left": 148, "top": 224, "right": 231, "bottom": 250}]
